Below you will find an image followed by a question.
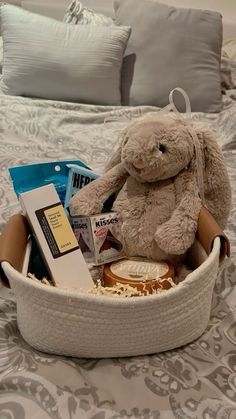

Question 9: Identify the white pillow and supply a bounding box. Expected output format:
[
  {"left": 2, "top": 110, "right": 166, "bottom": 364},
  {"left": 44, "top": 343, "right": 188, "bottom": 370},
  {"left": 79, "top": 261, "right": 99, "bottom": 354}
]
[
  {"left": 0, "top": 5, "right": 130, "bottom": 105},
  {"left": 223, "top": 39, "right": 236, "bottom": 62}
]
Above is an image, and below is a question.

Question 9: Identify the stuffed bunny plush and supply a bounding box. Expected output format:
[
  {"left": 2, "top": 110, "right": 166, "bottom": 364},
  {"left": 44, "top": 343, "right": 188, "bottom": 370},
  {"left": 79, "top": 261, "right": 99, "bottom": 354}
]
[{"left": 70, "top": 115, "right": 231, "bottom": 262}]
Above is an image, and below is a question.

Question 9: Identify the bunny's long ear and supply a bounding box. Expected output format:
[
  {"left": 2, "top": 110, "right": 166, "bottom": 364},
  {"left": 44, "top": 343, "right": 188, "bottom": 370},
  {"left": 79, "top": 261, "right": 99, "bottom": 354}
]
[
  {"left": 104, "top": 142, "right": 122, "bottom": 172},
  {"left": 196, "top": 124, "right": 232, "bottom": 229}
]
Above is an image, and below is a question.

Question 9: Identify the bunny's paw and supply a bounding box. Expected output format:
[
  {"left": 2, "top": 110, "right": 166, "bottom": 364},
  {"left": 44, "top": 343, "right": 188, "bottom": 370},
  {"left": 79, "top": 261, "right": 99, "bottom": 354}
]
[
  {"left": 155, "top": 222, "right": 193, "bottom": 256},
  {"left": 69, "top": 193, "right": 102, "bottom": 216}
]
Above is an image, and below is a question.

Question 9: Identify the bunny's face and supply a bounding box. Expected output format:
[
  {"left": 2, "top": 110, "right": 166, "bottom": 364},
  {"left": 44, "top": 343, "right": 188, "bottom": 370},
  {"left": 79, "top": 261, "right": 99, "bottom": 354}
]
[{"left": 121, "top": 117, "right": 195, "bottom": 183}]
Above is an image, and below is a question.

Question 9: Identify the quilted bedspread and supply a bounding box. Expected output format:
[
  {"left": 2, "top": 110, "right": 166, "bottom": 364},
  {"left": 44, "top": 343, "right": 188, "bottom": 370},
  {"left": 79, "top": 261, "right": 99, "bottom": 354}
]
[{"left": 0, "top": 91, "right": 235, "bottom": 419}]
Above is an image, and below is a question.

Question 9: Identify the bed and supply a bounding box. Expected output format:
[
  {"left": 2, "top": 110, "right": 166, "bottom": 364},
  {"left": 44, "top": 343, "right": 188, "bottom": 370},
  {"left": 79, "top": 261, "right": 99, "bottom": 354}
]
[{"left": 0, "top": 2, "right": 236, "bottom": 419}]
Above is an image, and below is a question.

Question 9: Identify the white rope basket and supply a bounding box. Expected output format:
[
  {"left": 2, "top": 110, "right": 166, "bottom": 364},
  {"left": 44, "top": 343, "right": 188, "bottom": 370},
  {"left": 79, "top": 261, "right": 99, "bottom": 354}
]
[{"left": 1, "top": 237, "right": 221, "bottom": 358}]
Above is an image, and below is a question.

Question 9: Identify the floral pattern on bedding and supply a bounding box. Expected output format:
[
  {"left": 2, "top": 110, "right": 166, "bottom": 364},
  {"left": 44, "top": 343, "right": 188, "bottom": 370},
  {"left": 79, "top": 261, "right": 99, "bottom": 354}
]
[{"left": 0, "top": 92, "right": 235, "bottom": 419}]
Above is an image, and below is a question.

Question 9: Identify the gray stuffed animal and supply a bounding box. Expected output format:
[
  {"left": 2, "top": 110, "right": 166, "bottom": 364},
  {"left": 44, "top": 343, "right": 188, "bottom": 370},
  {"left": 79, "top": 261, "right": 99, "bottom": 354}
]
[{"left": 70, "top": 115, "right": 231, "bottom": 262}]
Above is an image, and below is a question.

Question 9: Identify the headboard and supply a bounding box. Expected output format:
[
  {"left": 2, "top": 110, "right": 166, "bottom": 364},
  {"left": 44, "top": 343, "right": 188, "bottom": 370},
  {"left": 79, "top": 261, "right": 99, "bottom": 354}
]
[
  {"left": 17, "top": 0, "right": 236, "bottom": 40},
  {"left": 4, "top": 0, "right": 21, "bottom": 4}
]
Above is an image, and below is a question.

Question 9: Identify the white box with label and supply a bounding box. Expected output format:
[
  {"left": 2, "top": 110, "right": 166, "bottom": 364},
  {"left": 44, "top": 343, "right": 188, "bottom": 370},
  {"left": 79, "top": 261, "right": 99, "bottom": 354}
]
[{"left": 19, "top": 184, "right": 94, "bottom": 290}]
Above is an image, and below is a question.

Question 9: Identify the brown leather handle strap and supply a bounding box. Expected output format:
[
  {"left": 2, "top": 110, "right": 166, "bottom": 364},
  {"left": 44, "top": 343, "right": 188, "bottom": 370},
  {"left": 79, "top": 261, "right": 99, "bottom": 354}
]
[
  {"left": 197, "top": 207, "right": 230, "bottom": 264},
  {"left": 0, "top": 214, "right": 30, "bottom": 287}
]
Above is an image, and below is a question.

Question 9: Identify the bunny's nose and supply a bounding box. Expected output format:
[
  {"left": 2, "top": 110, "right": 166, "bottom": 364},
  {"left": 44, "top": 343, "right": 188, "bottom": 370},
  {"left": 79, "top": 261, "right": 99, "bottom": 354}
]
[{"left": 132, "top": 155, "right": 145, "bottom": 169}]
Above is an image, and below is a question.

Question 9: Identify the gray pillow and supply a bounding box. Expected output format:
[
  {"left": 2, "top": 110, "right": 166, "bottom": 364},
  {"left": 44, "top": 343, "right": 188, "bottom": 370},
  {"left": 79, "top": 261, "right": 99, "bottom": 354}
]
[
  {"left": 0, "top": 4, "right": 130, "bottom": 105},
  {"left": 114, "top": 0, "right": 223, "bottom": 112}
]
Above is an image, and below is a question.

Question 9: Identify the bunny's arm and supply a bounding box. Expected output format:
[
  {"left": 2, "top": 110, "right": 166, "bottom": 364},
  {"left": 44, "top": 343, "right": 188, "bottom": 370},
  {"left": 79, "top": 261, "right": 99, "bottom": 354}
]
[
  {"left": 155, "top": 168, "right": 202, "bottom": 255},
  {"left": 69, "top": 162, "right": 129, "bottom": 216}
]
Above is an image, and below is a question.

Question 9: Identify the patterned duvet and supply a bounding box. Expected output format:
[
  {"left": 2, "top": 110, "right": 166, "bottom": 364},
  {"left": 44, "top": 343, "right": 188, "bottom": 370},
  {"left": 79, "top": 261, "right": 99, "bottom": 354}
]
[{"left": 0, "top": 92, "right": 235, "bottom": 419}]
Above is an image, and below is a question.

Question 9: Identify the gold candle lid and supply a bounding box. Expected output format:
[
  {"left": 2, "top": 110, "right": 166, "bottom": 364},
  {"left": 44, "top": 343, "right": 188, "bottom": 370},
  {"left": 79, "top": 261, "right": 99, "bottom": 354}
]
[{"left": 103, "top": 257, "right": 175, "bottom": 294}]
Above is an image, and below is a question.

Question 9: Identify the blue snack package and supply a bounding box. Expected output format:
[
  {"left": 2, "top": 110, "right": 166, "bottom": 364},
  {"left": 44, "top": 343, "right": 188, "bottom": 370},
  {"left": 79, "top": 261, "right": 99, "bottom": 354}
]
[
  {"left": 9, "top": 160, "right": 90, "bottom": 206},
  {"left": 64, "top": 164, "right": 99, "bottom": 212}
]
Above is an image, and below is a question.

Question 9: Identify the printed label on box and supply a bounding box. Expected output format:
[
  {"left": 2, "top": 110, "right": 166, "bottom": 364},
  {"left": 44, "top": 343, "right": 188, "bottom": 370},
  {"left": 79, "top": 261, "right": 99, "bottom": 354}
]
[
  {"left": 70, "top": 216, "right": 95, "bottom": 262},
  {"left": 36, "top": 203, "right": 79, "bottom": 259},
  {"left": 64, "top": 165, "right": 99, "bottom": 211}
]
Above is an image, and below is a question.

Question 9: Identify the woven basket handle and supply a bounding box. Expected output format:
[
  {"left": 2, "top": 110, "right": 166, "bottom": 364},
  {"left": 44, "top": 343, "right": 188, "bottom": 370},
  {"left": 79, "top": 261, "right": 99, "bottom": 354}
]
[
  {"left": 197, "top": 207, "right": 230, "bottom": 263},
  {"left": 0, "top": 210, "right": 230, "bottom": 287}
]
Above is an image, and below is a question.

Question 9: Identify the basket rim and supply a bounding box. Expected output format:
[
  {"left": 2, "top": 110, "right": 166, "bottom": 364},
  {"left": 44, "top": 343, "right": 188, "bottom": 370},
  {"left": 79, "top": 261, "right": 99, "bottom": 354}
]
[{"left": 1, "top": 237, "right": 220, "bottom": 305}]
